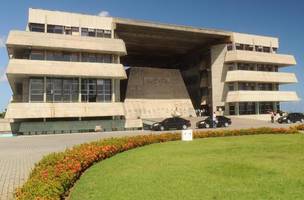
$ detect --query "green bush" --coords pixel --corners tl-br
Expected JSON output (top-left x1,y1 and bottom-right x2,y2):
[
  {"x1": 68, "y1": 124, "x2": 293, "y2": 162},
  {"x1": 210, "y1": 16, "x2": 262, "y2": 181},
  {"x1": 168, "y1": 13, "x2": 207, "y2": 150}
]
[{"x1": 16, "y1": 127, "x2": 300, "y2": 200}]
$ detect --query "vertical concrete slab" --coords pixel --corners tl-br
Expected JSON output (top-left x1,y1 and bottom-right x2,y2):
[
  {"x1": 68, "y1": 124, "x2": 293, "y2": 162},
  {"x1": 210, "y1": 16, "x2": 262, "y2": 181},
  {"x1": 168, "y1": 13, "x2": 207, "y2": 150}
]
[{"x1": 210, "y1": 44, "x2": 228, "y2": 113}]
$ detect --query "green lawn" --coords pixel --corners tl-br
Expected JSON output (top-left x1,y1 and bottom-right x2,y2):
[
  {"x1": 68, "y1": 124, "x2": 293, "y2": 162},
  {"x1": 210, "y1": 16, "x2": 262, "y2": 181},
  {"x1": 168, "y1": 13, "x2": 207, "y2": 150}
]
[{"x1": 70, "y1": 134, "x2": 304, "y2": 200}]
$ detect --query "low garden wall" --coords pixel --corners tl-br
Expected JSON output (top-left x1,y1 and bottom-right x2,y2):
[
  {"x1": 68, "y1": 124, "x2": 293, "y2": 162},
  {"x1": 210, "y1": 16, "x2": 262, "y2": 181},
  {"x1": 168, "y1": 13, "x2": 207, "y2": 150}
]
[{"x1": 16, "y1": 125, "x2": 304, "y2": 200}]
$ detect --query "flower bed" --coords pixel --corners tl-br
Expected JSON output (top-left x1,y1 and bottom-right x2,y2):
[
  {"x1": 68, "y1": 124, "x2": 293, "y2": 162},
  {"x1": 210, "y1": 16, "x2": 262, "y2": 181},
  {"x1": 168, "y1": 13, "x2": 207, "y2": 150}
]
[{"x1": 16, "y1": 127, "x2": 300, "y2": 200}]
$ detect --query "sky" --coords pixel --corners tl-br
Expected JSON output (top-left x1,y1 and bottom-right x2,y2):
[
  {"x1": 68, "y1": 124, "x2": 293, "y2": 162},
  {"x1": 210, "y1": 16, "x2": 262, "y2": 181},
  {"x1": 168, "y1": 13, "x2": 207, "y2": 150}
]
[{"x1": 0, "y1": 0, "x2": 303, "y2": 112}]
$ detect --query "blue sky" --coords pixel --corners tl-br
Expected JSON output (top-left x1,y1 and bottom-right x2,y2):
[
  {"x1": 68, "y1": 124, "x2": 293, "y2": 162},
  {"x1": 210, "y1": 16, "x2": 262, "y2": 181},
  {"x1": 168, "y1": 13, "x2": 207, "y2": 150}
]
[{"x1": 0, "y1": 0, "x2": 303, "y2": 112}]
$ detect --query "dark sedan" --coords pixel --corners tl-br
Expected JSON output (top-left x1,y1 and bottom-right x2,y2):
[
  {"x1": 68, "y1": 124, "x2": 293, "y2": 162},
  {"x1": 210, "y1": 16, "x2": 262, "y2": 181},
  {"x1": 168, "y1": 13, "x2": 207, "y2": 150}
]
[
  {"x1": 151, "y1": 117, "x2": 191, "y2": 131},
  {"x1": 277, "y1": 113, "x2": 304, "y2": 124},
  {"x1": 196, "y1": 116, "x2": 232, "y2": 129}
]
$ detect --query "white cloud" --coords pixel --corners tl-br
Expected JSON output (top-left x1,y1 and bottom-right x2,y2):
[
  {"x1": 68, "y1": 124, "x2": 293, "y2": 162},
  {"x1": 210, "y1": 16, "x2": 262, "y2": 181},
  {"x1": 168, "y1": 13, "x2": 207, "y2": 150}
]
[
  {"x1": 0, "y1": 36, "x2": 5, "y2": 48},
  {"x1": 98, "y1": 10, "x2": 110, "y2": 17}
]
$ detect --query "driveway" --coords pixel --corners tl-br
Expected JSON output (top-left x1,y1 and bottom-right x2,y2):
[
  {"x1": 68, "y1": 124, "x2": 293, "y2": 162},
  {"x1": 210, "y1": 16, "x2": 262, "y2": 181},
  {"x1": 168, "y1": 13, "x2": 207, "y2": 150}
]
[{"x1": 0, "y1": 118, "x2": 293, "y2": 199}]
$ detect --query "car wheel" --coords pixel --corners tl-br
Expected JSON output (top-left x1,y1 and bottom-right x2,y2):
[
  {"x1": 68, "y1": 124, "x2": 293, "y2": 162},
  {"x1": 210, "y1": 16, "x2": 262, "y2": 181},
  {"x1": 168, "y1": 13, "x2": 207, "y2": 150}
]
[
  {"x1": 287, "y1": 119, "x2": 292, "y2": 124},
  {"x1": 224, "y1": 122, "x2": 229, "y2": 127},
  {"x1": 160, "y1": 126, "x2": 165, "y2": 131},
  {"x1": 205, "y1": 124, "x2": 210, "y2": 128},
  {"x1": 182, "y1": 124, "x2": 187, "y2": 130}
]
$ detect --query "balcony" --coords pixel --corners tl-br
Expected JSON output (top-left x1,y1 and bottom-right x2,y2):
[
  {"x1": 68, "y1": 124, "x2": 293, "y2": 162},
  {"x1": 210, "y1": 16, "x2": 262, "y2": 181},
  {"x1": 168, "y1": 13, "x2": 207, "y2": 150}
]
[
  {"x1": 6, "y1": 30, "x2": 127, "y2": 55},
  {"x1": 5, "y1": 102, "x2": 125, "y2": 119},
  {"x1": 6, "y1": 59, "x2": 127, "y2": 79},
  {"x1": 226, "y1": 91, "x2": 299, "y2": 103},
  {"x1": 225, "y1": 70, "x2": 297, "y2": 84},
  {"x1": 225, "y1": 50, "x2": 296, "y2": 66}
]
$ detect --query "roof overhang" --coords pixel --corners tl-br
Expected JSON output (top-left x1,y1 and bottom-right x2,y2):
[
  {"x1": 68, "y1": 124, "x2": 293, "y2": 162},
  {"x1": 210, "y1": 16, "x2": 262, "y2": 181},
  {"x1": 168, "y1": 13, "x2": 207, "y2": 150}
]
[{"x1": 114, "y1": 18, "x2": 232, "y2": 66}]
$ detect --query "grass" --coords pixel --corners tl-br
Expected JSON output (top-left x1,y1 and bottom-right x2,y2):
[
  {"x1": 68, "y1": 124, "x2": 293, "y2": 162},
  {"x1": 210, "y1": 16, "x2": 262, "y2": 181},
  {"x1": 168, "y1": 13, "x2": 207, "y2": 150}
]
[{"x1": 69, "y1": 134, "x2": 304, "y2": 200}]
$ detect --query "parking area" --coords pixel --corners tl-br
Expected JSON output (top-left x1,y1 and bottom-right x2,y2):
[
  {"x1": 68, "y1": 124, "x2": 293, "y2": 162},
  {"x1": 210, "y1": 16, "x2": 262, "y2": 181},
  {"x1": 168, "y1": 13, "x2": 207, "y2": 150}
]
[{"x1": 0, "y1": 118, "x2": 295, "y2": 199}]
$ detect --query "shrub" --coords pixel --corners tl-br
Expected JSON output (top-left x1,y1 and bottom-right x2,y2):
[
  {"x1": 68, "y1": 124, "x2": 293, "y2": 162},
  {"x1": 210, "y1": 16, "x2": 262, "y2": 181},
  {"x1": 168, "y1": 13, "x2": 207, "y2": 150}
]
[
  {"x1": 295, "y1": 124, "x2": 304, "y2": 131},
  {"x1": 16, "y1": 127, "x2": 299, "y2": 200}
]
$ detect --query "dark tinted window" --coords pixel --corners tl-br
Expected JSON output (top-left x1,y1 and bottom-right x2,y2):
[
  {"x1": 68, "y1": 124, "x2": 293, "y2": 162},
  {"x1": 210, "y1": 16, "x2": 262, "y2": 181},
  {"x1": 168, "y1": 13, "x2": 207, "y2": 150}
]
[
  {"x1": 29, "y1": 23, "x2": 45, "y2": 32},
  {"x1": 47, "y1": 25, "x2": 64, "y2": 34}
]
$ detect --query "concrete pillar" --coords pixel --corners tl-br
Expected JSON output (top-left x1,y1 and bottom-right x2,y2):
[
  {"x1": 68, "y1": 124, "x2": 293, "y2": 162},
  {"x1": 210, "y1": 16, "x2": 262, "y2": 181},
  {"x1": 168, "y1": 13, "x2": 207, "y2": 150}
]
[
  {"x1": 111, "y1": 79, "x2": 115, "y2": 102},
  {"x1": 78, "y1": 77, "x2": 81, "y2": 102},
  {"x1": 43, "y1": 76, "x2": 46, "y2": 102},
  {"x1": 235, "y1": 102, "x2": 240, "y2": 115},
  {"x1": 256, "y1": 102, "x2": 260, "y2": 115}
]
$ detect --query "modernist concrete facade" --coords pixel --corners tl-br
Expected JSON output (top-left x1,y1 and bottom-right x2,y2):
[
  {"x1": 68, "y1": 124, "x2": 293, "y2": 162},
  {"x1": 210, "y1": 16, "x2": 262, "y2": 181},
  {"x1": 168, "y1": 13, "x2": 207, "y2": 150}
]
[{"x1": 4, "y1": 8, "x2": 300, "y2": 134}]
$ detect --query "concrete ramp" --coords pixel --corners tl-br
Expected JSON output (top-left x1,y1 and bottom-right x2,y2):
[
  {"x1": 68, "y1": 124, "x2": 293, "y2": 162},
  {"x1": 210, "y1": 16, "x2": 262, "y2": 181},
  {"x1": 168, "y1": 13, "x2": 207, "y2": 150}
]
[{"x1": 124, "y1": 67, "x2": 196, "y2": 119}]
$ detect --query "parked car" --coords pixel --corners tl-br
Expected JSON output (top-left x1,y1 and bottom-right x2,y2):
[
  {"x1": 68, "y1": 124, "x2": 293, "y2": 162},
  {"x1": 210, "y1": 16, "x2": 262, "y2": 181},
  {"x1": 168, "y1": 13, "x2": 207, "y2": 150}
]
[
  {"x1": 196, "y1": 116, "x2": 232, "y2": 129},
  {"x1": 151, "y1": 117, "x2": 191, "y2": 131},
  {"x1": 277, "y1": 113, "x2": 304, "y2": 124}
]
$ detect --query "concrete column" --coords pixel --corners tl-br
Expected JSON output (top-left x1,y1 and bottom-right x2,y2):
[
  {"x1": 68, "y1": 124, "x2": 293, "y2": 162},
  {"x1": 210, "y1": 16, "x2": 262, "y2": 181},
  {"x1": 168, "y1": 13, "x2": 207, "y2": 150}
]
[
  {"x1": 43, "y1": 77, "x2": 46, "y2": 102},
  {"x1": 235, "y1": 102, "x2": 240, "y2": 115},
  {"x1": 29, "y1": 79, "x2": 31, "y2": 103},
  {"x1": 78, "y1": 77, "x2": 81, "y2": 102},
  {"x1": 256, "y1": 102, "x2": 260, "y2": 115},
  {"x1": 111, "y1": 79, "x2": 115, "y2": 102}
]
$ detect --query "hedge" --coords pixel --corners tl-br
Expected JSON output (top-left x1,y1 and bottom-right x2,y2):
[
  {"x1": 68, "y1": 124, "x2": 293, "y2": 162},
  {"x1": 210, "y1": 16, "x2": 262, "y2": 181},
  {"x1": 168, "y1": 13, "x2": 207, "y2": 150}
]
[{"x1": 16, "y1": 126, "x2": 301, "y2": 200}]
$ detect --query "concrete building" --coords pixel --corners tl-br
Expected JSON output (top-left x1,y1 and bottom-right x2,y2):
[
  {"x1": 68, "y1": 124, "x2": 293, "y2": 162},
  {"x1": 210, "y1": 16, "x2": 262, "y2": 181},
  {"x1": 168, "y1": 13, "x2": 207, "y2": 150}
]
[{"x1": 4, "y1": 8, "x2": 299, "y2": 134}]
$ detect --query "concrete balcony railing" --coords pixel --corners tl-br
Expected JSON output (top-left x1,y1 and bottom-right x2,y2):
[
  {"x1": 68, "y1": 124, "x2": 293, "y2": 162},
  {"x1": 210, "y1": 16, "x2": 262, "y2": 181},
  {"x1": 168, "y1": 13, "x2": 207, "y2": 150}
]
[
  {"x1": 225, "y1": 50, "x2": 296, "y2": 66},
  {"x1": 6, "y1": 30, "x2": 127, "y2": 55},
  {"x1": 6, "y1": 59, "x2": 127, "y2": 79},
  {"x1": 225, "y1": 70, "x2": 298, "y2": 84},
  {"x1": 5, "y1": 102, "x2": 125, "y2": 119},
  {"x1": 226, "y1": 91, "x2": 300, "y2": 103}
]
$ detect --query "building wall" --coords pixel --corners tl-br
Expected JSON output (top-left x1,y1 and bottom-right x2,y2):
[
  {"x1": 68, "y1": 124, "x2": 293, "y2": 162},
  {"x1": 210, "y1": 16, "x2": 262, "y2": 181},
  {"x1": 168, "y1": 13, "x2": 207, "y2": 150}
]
[
  {"x1": 210, "y1": 44, "x2": 227, "y2": 114},
  {"x1": 124, "y1": 67, "x2": 196, "y2": 119},
  {"x1": 28, "y1": 8, "x2": 113, "y2": 32}
]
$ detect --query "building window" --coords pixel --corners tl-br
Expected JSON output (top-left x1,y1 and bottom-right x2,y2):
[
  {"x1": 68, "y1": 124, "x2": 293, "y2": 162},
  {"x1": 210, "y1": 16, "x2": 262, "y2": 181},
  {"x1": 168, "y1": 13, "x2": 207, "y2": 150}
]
[
  {"x1": 46, "y1": 78, "x2": 79, "y2": 102},
  {"x1": 259, "y1": 102, "x2": 273, "y2": 114},
  {"x1": 30, "y1": 78, "x2": 44, "y2": 102},
  {"x1": 237, "y1": 63, "x2": 255, "y2": 71},
  {"x1": 229, "y1": 103, "x2": 235, "y2": 115},
  {"x1": 81, "y1": 79, "x2": 112, "y2": 102},
  {"x1": 47, "y1": 25, "x2": 64, "y2": 34},
  {"x1": 244, "y1": 44, "x2": 254, "y2": 51},
  {"x1": 235, "y1": 43, "x2": 244, "y2": 50},
  {"x1": 81, "y1": 28, "x2": 89, "y2": 36},
  {"x1": 228, "y1": 83, "x2": 234, "y2": 91},
  {"x1": 255, "y1": 46, "x2": 263, "y2": 52},
  {"x1": 257, "y1": 64, "x2": 273, "y2": 72},
  {"x1": 64, "y1": 26, "x2": 72, "y2": 35},
  {"x1": 238, "y1": 82, "x2": 256, "y2": 90},
  {"x1": 272, "y1": 48, "x2": 278, "y2": 53},
  {"x1": 96, "y1": 29, "x2": 104, "y2": 37},
  {"x1": 263, "y1": 47, "x2": 271, "y2": 53},
  {"x1": 239, "y1": 102, "x2": 256, "y2": 115},
  {"x1": 70, "y1": 53, "x2": 79, "y2": 62},
  {"x1": 228, "y1": 65, "x2": 234, "y2": 71},
  {"x1": 29, "y1": 23, "x2": 45, "y2": 32},
  {"x1": 71, "y1": 27, "x2": 79, "y2": 35},
  {"x1": 88, "y1": 28, "x2": 96, "y2": 37},
  {"x1": 104, "y1": 30, "x2": 112, "y2": 38},
  {"x1": 30, "y1": 50, "x2": 44, "y2": 60},
  {"x1": 258, "y1": 83, "x2": 273, "y2": 91}
]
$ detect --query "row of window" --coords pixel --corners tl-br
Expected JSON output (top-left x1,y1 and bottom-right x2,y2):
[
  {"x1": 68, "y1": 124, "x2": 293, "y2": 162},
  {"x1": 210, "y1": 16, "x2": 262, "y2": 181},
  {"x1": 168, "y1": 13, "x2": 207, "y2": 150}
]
[
  {"x1": 228, "y1": 63, "x2": 279, "y2": 72},
  {"x1": 228, "y1": 82, "x2": 278, "y2": 91},
  {"x1": 29, "y1": 23, "x2": 112, "y2": 38},
  {"x1": 227, "y1": 43, "x2": 277, "y2": 53},
  {"x1": 29, "y1": 50, "x2": 114, "y2": 63},
  {"x1": 29, "y1": 78, "x2": 112, "y2": 103},
  {"x1": 229, "y1": 102, "x2": 279, "y2": 115}
]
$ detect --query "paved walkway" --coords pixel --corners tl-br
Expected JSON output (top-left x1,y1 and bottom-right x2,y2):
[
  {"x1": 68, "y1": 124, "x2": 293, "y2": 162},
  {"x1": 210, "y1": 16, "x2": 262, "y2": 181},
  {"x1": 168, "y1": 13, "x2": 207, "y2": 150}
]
[{"x1": 0, "y1": 118, "x2": 294, "y2": 199}]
